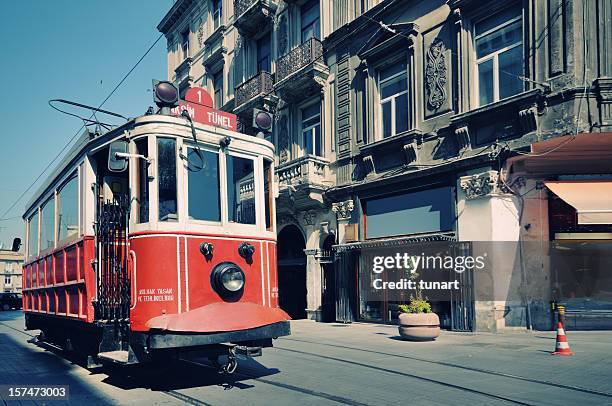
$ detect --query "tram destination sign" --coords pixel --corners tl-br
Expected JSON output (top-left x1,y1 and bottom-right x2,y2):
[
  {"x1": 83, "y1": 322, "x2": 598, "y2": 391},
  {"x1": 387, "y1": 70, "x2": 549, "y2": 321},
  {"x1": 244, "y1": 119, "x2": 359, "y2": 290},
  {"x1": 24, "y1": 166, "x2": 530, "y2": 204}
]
[{"x1": 169, "y1": 87, "x2": 237, "y2": 131}]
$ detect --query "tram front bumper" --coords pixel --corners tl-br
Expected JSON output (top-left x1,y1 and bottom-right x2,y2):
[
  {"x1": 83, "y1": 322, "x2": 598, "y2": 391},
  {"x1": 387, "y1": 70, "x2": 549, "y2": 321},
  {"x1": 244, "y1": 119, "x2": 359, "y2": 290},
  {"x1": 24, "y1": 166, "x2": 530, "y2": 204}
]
[
  {"x1": 138, "y1": 301, "x2": 291, "y2": 349},
  {"x1": 133, "y1": 320, "x2": 291, "y2": 350}
]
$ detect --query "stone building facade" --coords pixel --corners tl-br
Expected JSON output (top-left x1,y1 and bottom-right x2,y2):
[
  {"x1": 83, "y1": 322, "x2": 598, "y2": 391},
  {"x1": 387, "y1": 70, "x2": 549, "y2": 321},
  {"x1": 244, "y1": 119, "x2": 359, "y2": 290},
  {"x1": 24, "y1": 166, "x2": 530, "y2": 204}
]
[
  {"x1": 0, "y1": 250, "x2": 23, "y2": 293},
  {"x1": 158, "y1": 0, "x2": 612, "y2": 330}
]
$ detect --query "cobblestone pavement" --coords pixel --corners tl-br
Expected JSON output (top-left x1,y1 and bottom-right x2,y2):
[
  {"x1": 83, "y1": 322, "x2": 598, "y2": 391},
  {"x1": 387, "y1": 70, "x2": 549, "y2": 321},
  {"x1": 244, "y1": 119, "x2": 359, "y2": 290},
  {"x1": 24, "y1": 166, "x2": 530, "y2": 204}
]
[{"x1": 1, "y1": 311, "x2": 611, "y2": 405}]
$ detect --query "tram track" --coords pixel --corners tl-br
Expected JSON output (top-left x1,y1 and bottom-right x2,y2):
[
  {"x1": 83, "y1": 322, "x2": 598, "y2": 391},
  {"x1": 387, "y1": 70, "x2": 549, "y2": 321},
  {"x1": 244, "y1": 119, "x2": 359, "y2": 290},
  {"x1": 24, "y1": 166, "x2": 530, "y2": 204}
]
[
  {"x1": 278, "y1": 336, "x2": 612, "y2": 399},
  {"x1": 3, "y1": 319, "x2": 610, "y2": 405}
]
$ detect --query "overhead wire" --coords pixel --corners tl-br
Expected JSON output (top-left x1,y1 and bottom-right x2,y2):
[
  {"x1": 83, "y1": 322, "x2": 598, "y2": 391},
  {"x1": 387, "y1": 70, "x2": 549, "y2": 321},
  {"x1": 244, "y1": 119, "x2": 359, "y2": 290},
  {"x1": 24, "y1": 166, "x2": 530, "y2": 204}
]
[{"x1": 0, "y1": 32, "x2": 164, "y2": 222}]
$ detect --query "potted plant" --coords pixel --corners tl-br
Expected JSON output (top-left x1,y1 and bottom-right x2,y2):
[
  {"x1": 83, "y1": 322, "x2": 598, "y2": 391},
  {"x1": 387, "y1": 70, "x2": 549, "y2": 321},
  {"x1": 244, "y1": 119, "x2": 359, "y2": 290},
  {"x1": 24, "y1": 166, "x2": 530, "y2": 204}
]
[{"x1": 397, "y1": 275, "x2": 440, "y2": 341}]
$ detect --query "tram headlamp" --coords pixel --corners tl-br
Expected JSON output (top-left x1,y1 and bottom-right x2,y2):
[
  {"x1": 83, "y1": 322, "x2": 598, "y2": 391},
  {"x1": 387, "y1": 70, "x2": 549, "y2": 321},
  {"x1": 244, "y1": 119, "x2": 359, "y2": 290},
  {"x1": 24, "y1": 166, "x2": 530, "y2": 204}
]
[{"x1": 211, "y1": 262, "x2": 245, "y2": 297}]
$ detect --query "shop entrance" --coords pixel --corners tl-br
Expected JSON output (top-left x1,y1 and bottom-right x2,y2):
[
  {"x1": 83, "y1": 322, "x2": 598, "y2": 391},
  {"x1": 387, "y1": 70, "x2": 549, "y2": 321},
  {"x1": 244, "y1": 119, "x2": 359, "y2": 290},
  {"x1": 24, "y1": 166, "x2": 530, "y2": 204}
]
[
  {"x1": 320, "y1": 234, "x2": 336, "y2": 322},
  {"x1": 277, "y1": 225, "x2": 307, "y2": 319}
]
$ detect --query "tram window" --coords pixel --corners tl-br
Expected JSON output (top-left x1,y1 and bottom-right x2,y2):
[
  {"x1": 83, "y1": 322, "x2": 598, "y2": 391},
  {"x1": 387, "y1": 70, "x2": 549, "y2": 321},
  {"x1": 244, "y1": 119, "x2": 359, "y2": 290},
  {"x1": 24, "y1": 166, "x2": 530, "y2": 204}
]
[
  {"x1": 57, "y1": 176, "x2": 78, "y2": 243},
  {"x1": 226, "y1": 155, "x2": 256, "y2": 225},
  {"x1": 264, "y1": 159, "x2": 273, "y2": 230},
  {"x1": 187, "y1": 148, "x2": 221, "y2": 221},
  {"x1": 135, "y1": 139, "x2": 149, "y2": 223},
  {"x1": 28, "y1": 212, "x2": 39, "y2": 260},
  {"x1": 40, "y1": 197, "x2": 55, "y2": 251},
  {"x1": 157, "y1": 138, "x2": 178, "y2": 222}
]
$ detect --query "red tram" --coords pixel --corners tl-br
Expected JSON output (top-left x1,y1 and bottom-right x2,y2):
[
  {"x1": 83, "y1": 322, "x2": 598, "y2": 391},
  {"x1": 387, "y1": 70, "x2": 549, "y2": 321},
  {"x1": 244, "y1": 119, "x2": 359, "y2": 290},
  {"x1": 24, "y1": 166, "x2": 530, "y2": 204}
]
[{"x1": 21, "y1": 83, "x2": 290, "y2": 371}]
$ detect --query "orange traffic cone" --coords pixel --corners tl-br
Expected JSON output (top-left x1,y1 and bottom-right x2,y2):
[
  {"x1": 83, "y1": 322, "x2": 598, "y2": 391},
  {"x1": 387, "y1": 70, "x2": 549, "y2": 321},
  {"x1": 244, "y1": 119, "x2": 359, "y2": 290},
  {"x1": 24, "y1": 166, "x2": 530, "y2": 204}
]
[{"x1": 552, "y1": 322, "x2": 575, "y2": 356}]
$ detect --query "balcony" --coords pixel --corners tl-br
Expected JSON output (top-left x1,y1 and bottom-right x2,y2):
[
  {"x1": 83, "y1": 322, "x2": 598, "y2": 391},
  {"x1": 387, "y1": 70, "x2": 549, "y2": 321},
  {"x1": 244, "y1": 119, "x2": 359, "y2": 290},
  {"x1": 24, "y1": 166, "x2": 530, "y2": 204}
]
[
  {"x1": 275, "y1": 38, "x2": 329, "y2": 102},
  {"x1": 234, "y1": 71, "x2": 278, "y2": 115},
  {"x1": 234, "y1": 0, "x2": 278, "y2": 36},
  {"x1": 276, "y1": 155, "x2": 332, "y2": 209}
]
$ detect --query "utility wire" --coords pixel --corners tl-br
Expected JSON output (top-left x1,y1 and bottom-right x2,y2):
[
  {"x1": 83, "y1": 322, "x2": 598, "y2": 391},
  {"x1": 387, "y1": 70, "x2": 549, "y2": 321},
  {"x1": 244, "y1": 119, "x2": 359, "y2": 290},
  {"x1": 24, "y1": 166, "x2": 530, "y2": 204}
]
[{"x1": 0, "y1": 32, "x2": 164, "y2": 222}]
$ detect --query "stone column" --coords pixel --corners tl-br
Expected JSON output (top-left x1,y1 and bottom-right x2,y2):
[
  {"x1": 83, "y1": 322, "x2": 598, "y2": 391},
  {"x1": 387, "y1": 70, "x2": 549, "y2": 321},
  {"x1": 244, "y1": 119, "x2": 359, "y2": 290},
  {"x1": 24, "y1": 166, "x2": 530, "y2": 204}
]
[
  {"x1": 332, "y1": 200, "x2": 354, "y2": 244},
  {"x1": 458, "y1": 169, "x2": 521, "y2": 332},
  {"x1": 303, "y1": 210, "x2": 322, "y2": 321}
]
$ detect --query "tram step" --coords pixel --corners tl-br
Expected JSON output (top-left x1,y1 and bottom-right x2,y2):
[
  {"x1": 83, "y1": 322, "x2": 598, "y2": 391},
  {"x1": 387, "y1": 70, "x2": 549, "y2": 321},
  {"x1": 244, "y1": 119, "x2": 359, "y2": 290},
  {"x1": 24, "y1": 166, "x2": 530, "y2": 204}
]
[{"x1": 97, "y1": 350, "x2": 129, "y2": 364}]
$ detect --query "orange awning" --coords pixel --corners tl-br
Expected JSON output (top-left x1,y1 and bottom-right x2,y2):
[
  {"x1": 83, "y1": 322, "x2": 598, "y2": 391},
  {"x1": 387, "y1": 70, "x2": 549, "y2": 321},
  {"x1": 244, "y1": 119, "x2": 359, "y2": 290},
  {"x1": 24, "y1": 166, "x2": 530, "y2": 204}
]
[{"x1": 545, "y1": 181, "x2": 612, "y2": 225}]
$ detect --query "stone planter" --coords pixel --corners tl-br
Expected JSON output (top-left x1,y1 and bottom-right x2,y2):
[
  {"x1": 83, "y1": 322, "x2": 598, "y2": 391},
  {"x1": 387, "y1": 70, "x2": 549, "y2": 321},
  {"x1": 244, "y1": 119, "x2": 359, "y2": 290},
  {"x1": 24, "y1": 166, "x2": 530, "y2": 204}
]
[{"x1": 398, "y1": 312, "x2": 440, "y2": 341}]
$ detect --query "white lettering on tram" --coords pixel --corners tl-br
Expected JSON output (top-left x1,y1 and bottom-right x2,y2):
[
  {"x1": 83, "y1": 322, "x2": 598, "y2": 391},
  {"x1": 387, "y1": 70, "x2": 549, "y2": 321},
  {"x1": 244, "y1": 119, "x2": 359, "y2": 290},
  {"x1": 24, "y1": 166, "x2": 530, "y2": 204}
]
[{"x1": 206, "y1": 111, "x2": 231, "y2": 127}]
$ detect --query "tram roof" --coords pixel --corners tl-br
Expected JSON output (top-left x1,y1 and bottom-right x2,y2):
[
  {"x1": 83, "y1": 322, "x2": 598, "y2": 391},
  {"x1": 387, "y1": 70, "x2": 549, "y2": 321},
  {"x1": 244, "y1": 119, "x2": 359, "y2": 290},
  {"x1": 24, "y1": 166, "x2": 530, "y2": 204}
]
[{"x1": 23, "y1": 114, "x2": 274, "y2": 218}]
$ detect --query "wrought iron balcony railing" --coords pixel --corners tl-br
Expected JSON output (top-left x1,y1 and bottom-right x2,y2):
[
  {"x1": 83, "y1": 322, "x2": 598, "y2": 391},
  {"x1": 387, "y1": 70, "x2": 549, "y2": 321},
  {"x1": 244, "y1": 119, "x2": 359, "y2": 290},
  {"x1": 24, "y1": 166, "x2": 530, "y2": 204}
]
[
  {"x1": 234, "y1": 71, "x2": 274, "y2": 110},
  {"x1": 235, "y1": 0, "x2": 257, "y2": 19},
  {"x1": 276, "y1": 38, "x2": 324, "y2": 83}
]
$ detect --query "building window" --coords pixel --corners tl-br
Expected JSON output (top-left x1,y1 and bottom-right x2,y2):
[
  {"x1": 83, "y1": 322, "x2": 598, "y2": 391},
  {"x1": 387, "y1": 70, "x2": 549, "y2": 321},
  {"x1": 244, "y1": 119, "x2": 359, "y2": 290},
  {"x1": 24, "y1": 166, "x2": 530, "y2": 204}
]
[
  {"x1": 379, "y1": 60, "x2": 409, "y2": 139},
  {"x1": 301, "y1": 0, "x2": 320, "y2": 42},
  {"x1": 475, "y1": 5, "x2": 523, "y2": 106},
  {"x1": 181, "y1": 30, "x2": 190, "y2": 59},
  {"x1": 257, "y1": 33, "x2": 272, "y2": 73},
  {"x1": 157, "y1": 138, "x2": 178, "y2": 222},
  {"x1": 57, "y1": 175, "x2": 78, "y2": 243},
  {"x1": 213, "y1": 0, "x2": 223, "y2": 30},
  {"x1": 187, "y1": 148, "x2": 221, "y2": 222},
  {"x1": 40, "y1": 197, "x2": 55, "y2": 251},
  {"x1": 4, "y1": 276, "x2": 10, "y2": 286},
  {"x1": 301, "y1": 102, "x2": 322, "y2": 156},
  {"x1": 28, "y1": 211, "x2": 39, "y2": 260},
  {"x1": 213, "y1": 71, "x2": 223, "y2": 108}
]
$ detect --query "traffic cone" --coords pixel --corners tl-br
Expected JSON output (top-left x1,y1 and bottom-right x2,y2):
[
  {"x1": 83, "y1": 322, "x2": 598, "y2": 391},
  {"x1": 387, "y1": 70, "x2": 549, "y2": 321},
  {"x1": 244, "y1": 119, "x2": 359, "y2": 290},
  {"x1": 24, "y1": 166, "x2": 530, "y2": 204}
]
[{"x1": 552, "y1": 322, "x2": 575, "y2": 356}]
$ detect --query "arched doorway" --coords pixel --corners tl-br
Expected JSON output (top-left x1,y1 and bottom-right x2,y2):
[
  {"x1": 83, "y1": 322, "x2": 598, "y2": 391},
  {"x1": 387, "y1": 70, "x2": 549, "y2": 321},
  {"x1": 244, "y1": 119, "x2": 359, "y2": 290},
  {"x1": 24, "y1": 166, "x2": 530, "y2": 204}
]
[{"x1": 277, "y1": 225, "x2": 307, "y2": 319}]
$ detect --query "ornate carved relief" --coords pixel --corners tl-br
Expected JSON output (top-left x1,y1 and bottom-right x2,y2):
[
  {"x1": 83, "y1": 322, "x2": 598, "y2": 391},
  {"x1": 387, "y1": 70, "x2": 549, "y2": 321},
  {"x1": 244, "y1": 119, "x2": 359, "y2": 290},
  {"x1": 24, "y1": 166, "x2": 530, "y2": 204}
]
[
  {"x1": 277, "y1": 212, "x2": 298, "y2": 226},
  {"x1": 332, "y1": 200, "x2": 354, "y2": 221},
  {"x1": 518, "y1": 106, "x2": 538, "y2": 133},
  {"x1": 303, "y1": 211, "x2": 317, "y2": 225},
  {"x1": 277, "y1": 14, "x2": 288, "y2": 56},
  {"x1": 278, "y1": 114, "x2": 289, "y2": 163},
  {"x1": 402, "y1": 141, "x2": 418, "y2": 165},
  {"x1": 362, "y1": 155, "x2": 375, "y2": 175},
  {"x1": 425, "y1": 39, "x2": 447, "y2": 111},
  {"x1": 459, "y1": 170, "x2": 511, "y2": 199},
  {"x1": 197, "y1": 23, "x2": 205, "y2": 48},
  {"x1": 455, "y1": 125, "x2": 471, "y2": 150}
]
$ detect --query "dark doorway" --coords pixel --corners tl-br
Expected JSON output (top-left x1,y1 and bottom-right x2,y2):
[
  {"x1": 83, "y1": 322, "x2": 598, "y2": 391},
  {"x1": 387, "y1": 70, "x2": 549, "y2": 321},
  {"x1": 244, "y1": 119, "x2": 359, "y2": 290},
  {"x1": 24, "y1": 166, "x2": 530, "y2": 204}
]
[
  {"x1": 321, "y1": 233, "x2": 336, "y2": 322},
  {"x1": 277, "y1": 225, "x2": 307, "y2": 319}
]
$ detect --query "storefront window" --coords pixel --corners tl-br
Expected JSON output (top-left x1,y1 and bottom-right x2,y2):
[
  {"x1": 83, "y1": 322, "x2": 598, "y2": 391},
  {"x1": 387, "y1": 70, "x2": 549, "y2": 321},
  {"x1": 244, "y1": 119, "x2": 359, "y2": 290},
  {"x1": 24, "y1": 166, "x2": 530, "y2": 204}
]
[
  {"x1": 187, "y1": 148, "x2": 220, "y2": 222},
  {"x1": 364, "y1": 187, "x2": 454, "y2": 239},
  {"x1": 226, "y1": 155, "x2": 256, "y2": 225},
  {"x1": 57, "y1": 175, "x2": 78, "y2": 242},
  {"x1": 157, "y1": 138, "x2": 178, "y2": 222}
]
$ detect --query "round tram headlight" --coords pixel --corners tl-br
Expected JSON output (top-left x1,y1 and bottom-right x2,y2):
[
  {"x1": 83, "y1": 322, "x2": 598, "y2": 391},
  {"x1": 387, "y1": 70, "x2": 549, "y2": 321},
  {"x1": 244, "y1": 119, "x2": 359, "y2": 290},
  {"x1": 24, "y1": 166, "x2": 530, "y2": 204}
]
[
  {"x1": 211, "y1": 262, "x2": 245, "y2": 297},
  {"x1": 221, "y1": 267, "x2": 245, "y2": 292}
]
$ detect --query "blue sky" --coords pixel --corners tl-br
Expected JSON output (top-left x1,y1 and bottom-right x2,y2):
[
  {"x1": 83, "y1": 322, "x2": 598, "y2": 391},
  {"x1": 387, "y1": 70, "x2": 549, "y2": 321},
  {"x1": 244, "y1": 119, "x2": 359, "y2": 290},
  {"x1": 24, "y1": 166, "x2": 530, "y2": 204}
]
[{"x1": 0, "y1": 1, "x2": 172, "y2": 248}]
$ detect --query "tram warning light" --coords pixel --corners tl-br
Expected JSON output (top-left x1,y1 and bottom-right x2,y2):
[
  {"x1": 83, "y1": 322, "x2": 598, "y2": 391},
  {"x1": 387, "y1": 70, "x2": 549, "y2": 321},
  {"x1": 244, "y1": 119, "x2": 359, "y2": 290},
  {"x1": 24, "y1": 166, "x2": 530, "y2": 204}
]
[
  {"x1": 253, "y1": 108, "x2": 273, "y2": 133},
  {"x1": 153, "y1": 80, "x2": 179, "y2": 113}
]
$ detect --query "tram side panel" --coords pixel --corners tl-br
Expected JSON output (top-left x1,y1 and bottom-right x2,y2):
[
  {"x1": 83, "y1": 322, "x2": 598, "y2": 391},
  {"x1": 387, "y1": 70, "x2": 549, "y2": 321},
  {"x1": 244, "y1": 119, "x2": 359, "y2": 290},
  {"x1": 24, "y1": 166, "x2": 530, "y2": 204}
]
[{"x1": 22, "y1": 236, "x2": 97, "y2": 328}]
